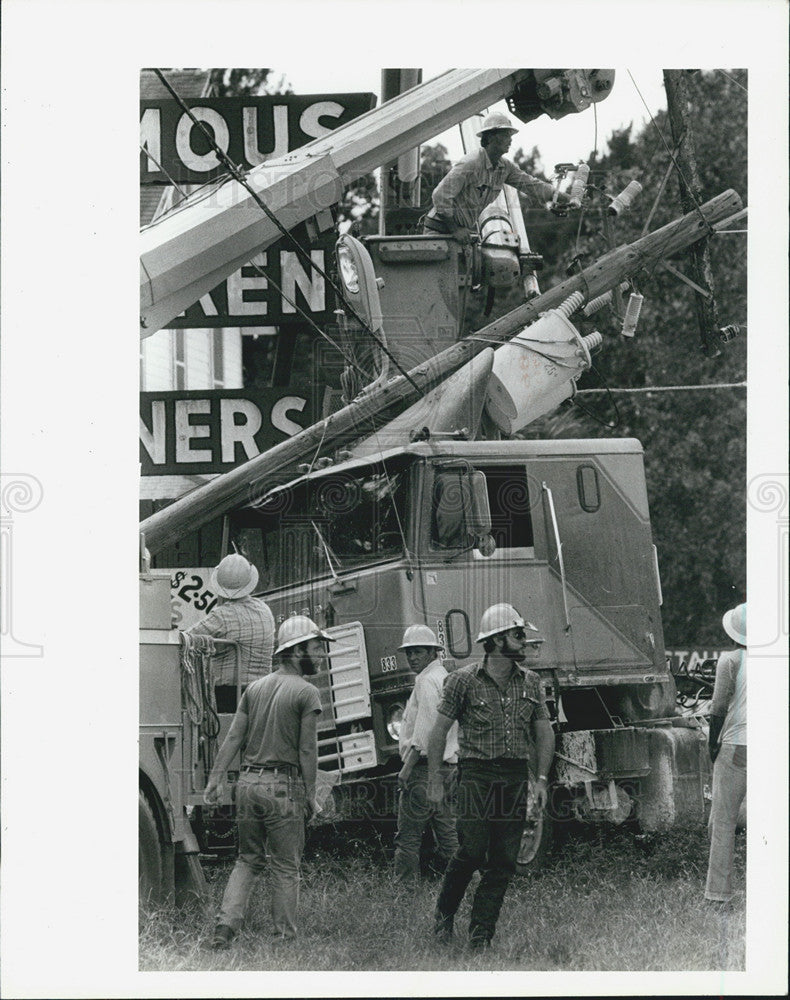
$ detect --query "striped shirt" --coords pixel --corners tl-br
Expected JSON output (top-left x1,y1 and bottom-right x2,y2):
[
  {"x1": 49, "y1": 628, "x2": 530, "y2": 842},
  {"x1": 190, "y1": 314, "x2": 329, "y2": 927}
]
[
  {"x1": 186, "y1": 596, "x2": 275, "y2": 686},
  {"x1": 399, "y1": 658, "x2": 459, "y2": 763},
  {"x1": 427, "y1": 148, "x2": 554, "y2": 233},
  {"x1": 437, "y1": 658, "x2": 549, "y2": 760}
]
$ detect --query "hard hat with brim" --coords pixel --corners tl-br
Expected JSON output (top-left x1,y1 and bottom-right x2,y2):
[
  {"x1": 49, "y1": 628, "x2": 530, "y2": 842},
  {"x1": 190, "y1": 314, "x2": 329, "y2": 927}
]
[
  {"x1": 476, "y1": 602, "x2": 540, "y2": 642},
  {"x1": 211, "y1": 553, "x2": 259, "y2": 599},
  {"x1": 722, "y1": 603, "x2": 746, "y2": 645},
  {"x1": 275, "y1": 614, "x2": 336, "y2": 655},
  {"x1": 477, "y1": 111, "x2": 519, "y2": 137},
  {"x1": 398, "y1": 625, "x2": 443, "y2": 650}
]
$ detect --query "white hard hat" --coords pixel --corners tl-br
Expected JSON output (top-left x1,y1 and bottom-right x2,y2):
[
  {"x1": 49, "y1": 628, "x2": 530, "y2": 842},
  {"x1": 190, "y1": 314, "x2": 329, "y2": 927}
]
[
  {"x1": 476, "y1": 603, "x2": 539, "y2": 642},
  {"x1": 275, "y1": 614, "x2": 336, "y2": 656},
  {"x1": 722, "y1": 602, "x2": 746, "y2": 645},
  {"x1": 398, "y1": 625, "x2": 443, "y2": 650},
  {"x1": 211, "y1": 554, "x2": 259, "y2": 599},
  {"x1": 477, "y1": 112, "x2": 519, "y2": 137}
]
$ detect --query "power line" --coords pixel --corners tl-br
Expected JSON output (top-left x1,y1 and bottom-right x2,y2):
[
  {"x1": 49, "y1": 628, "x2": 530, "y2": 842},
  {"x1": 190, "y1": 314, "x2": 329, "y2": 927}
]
[
  {"x1": 715, "y1": 69, "x2": 748, "y2": 94},
  {"x1": 576, "y1": 381, "x2": 746, "y2": 395},
  {"x1": 151, "y1": 69, "x2": 420, "y2": 394}
]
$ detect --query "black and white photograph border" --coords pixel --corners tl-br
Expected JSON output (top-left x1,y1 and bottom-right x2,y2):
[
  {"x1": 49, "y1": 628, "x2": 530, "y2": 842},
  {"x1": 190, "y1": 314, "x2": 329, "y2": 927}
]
[{"x1": 1, "y1": 1, "x2": 788, "y2": 998}]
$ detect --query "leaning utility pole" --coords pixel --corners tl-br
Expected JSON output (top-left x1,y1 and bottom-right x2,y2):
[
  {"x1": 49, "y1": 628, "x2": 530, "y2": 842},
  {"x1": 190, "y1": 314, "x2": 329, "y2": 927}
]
[
  {"x1": 662, "y1": 70, "x2": 722, "y2": 357},
  {"x1": 139, "y1": 189, "x2": 741, "y2": 556}
]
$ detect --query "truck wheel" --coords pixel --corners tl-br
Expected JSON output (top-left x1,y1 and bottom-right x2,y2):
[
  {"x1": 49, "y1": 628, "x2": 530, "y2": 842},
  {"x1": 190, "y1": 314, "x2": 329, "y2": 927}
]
[{"x1": 139, "y1": 791, "x2": 163, "y2": 907}]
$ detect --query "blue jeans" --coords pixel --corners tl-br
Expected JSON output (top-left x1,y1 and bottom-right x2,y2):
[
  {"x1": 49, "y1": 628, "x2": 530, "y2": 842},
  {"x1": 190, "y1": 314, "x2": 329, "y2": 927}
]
[
  {"x1": 436, "y1": 759, "x2": 528, "y2": 941},
  {"x1": 394, "y1": 763, "x2": 458, "y2": 880},
  {"x1": 218, "y1": 770, "x2": 306, "y2": 937},
  {"x1": 705, "y1": 743, "x2": 746, "y2": 902}
]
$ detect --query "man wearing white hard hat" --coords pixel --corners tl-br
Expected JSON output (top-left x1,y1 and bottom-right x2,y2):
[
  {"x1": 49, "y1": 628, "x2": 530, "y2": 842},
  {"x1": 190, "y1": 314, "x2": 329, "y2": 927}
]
[
  {"x1": 705, "y1": 602, "x2": 747, "y2": 906},
  {"x1": 422, "y1": 111, "x2": 563, "y2": 243},
  {"x1": 394, "y1": 625, "x2": 459, "y2": 881},
  {"x1": 185, "y1": 553, "x2": 275, "y2": 712},
  {"x1": 426, "y1": 603, "x2": 554, "y2": 950},
  {"x1": 204, "y1": 614, "x2": 335, "y2": 948}
]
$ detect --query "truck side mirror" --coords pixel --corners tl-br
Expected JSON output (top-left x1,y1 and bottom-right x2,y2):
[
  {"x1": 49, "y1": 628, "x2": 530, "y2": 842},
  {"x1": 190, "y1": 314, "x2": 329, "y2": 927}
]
[{"x1": 469, "y1": 471, "x2": 495, "y2": 556}]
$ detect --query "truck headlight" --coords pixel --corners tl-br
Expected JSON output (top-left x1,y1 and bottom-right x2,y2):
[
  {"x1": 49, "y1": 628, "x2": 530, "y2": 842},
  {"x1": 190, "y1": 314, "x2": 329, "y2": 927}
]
[
  {"x1": 386, "y1": 704, "x2": 404, "y2": 740},
  {"x1": 336, "y1": 241, "x2": 360, "y2": 294}
]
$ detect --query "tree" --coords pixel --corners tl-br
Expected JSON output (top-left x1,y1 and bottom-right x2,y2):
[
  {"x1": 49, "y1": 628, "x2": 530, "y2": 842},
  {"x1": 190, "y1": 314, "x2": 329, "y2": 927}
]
[
  {"x1": 523, "y1": 70, "x2": 748, "y2": 644},
  {"x1": 208, "y1": 68, "x2": 292, "y2": 96}
]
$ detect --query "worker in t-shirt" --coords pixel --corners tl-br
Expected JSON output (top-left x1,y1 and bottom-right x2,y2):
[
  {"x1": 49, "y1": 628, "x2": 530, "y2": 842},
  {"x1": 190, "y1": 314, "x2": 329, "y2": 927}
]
[{"x1": 203, "y1": 615, "x2": 335, "y2": 947}]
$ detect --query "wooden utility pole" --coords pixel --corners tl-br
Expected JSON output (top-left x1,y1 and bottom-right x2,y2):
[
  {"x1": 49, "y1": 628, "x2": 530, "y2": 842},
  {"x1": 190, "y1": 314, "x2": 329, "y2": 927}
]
[
  {"x1": 663, "y1": 70, "x2": 722, "y2": 357},
  {"x1": 140, "y1": 189, "x2": 741, "y2": 555}
]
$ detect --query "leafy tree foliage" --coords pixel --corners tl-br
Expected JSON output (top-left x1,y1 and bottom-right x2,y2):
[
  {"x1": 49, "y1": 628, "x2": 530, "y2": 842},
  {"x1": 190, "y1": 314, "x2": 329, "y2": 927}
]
[
  {"x1": 414, "y1": 73, "x2": 747, "y2": 642},
  {"x1": 208, "y1": 68, "x2": 293, "y2": 96},
  {"x1": 526, "y1": 70, "x2": 748, "y2": 643}
]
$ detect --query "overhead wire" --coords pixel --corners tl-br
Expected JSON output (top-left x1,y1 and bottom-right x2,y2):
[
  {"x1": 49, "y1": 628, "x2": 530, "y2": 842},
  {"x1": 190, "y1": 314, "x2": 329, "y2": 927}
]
[
  {"x1": 151, "y1": 68, "x2": 421, "y2": 394},
  {"x1": 576, "y1": 381, "x2": 746, "y2": 395},
  {"x1": 138, "y1": 143, "x2": 191, "y2": 201},
  {"x1": 715, "y1": 69, "x2": 748, "y2": 94}
]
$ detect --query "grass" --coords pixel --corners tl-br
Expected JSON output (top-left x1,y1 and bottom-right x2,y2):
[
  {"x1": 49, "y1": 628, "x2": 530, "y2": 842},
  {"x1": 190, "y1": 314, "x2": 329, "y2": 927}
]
[{"x1": 139, "y1": 821, "x2": 746, "y2": 972}]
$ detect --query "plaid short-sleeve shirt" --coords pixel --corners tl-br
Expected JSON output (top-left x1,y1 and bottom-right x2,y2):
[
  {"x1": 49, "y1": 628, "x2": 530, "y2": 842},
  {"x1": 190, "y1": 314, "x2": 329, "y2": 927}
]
[
  {"x1": 437, "y1": 659, "x2": 549, "y2": 760},
  {"x1": 186, "y1": 596, "x2": 275, "y2": 686}
]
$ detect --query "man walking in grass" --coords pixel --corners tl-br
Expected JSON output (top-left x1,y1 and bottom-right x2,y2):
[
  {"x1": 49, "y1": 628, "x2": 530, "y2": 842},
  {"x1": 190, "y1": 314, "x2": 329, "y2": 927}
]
[
  {"x1": 394, "y1": 625, "x2": 459, "y2": 881},
  {"x1": 426, "y1": 603, "x2": 555, "y2": 950},
  {"x1": 203, "y1": 615, "x2": 334, "y2": 948}
]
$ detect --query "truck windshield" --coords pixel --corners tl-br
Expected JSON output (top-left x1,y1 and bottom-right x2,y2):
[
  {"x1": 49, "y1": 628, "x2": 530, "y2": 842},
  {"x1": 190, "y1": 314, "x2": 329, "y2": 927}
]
[{"x1": 229, "y1": 461, "x2": 410, "y2": 591}]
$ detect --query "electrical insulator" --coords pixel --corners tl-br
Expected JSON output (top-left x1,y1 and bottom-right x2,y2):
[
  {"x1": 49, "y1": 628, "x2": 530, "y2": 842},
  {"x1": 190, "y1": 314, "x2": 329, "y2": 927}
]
[
  {"x1": 582, "y1": 330, "x2": 603, "y2": 354},
  {"x1": 568, "y1": 163, "x2": 590, "y2": 209},
  {"x1": 620, "y1": 293, "x2": 644, "y2": 338},
  {"x1": 582, "y1": 282, "x2": 630, "y2": 317},
  {"x1": 718, "y1": 324, "x2": 740, "y2": 343},
  {"x1": 556, "y1": 290, "x2": 585, "y2": 318},
  {"x1": 609, "y1": 180, "x2": 643, "y2": 216}
]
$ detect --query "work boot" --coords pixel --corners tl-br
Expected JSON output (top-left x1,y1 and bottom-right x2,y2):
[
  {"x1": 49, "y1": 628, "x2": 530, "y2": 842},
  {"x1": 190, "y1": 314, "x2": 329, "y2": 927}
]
[
  {"x1": 433, "y1": 909, "x2": 454, "y2": 944},
  {"x1": 210, "y1": 924, "x2": 235, "y2": 950},
  {"x1": 469, "y1": 925, "x2": 492, "y2": 951}
]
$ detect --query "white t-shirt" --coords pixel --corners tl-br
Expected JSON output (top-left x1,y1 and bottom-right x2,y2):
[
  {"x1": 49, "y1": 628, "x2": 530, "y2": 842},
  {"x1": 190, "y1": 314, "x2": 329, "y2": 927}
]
[{"x1": 711, "y1": 648, "x2": 746, "y2": 746}]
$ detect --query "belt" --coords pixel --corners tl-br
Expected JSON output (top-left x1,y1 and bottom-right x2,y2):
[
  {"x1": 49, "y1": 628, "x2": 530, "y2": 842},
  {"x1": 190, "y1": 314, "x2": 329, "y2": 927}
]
[
  {"x1": 423, "y1": 214, "x2": 453, "y2": 234},
  {"x1": 241, "y1": 763, "x2": 299, "y2": 776}
]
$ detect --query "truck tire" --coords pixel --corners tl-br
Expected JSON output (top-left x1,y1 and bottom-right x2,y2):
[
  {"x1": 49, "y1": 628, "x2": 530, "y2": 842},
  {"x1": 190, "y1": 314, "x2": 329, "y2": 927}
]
[
  {"x1": 515, "y1": 810, "x2": 554, "y2": 872},
  {"x1": 139, "y1": 791, "x2": 164, "y2": 907}
]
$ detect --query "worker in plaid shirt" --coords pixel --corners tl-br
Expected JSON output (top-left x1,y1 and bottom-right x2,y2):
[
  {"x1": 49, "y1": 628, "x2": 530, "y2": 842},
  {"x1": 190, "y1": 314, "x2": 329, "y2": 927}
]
[
  {"x1": 426, "y1": 603, "x2": 554, "y2": 950},
  {"x1": 186, "y1": 554, "x2": 275, "y2": 712}
]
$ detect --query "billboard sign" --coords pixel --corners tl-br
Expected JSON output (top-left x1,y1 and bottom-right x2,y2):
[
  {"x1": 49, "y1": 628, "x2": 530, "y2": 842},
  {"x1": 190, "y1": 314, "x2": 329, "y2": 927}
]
[
  {"x1": 140, "y1": 388, "x2": 318, "y2": 476},
  {"x1": 140, "y1": 93, "x2": 376, "y2": 184}
]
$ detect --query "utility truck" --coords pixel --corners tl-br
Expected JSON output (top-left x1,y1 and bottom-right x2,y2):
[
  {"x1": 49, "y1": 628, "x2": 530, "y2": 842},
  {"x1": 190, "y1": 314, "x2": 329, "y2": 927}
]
[{"x1": 139, "y1": 67, "x2": 742, "y2": 903}]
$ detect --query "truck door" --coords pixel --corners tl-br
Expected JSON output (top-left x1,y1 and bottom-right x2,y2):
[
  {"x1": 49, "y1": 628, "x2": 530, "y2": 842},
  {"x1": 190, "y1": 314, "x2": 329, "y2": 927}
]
[
  {"x1": 413, "y1": 461, "x2": 558, "y2": 668},
  {"x1": 528, "y1": 448, "x2": 665, "y2": 676}
]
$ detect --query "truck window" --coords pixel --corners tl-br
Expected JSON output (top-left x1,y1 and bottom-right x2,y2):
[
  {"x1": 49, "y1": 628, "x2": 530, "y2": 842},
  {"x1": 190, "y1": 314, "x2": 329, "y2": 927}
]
[
  {"x1": 229, "y1": 462, "x2": 409, "y2": 589},
  {"x1": 477, "y1": 464, "x2": 534, "y2": 550}
]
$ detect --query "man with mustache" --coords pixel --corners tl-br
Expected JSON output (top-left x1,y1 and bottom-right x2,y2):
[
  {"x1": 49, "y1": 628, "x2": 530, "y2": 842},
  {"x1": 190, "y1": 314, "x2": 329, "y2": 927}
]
[
  {"x1": 203, "y1": 615, "x2": 334, "y2": 948},
  {"x1": 426, "y1": 603, "x2": 555, "y2": 950}
]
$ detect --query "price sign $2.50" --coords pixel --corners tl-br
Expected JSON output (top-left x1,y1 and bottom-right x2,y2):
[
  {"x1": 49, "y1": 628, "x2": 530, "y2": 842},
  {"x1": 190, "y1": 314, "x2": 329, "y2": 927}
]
[{"x1": 169, "y1": 569, "x2": 219, "y2": 628}]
